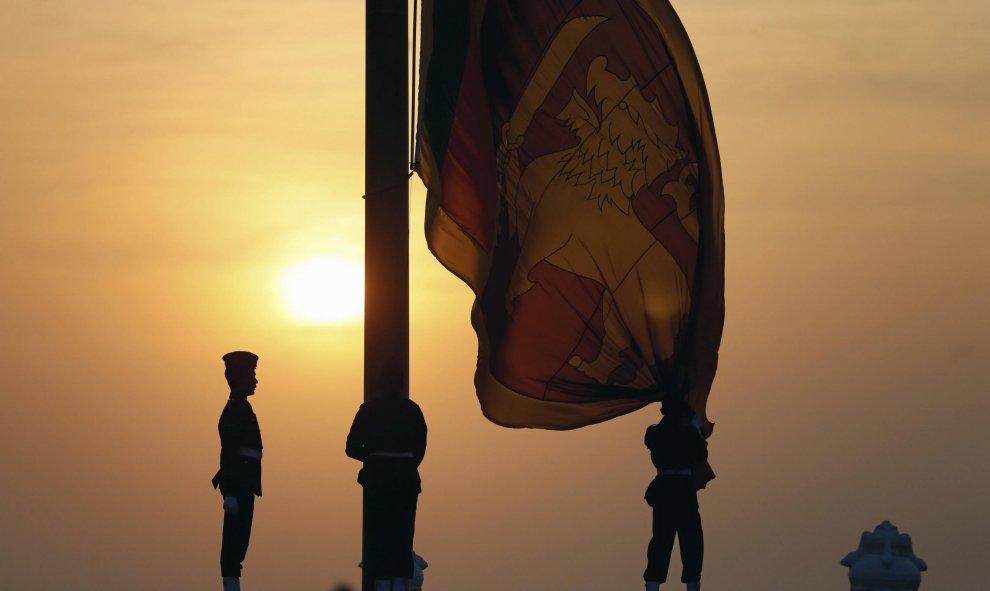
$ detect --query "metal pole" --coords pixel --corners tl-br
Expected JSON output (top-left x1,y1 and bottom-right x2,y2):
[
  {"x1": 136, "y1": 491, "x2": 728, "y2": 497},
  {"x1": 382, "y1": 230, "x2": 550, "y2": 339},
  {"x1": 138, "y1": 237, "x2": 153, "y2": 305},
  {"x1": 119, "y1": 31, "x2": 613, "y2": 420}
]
[{"x1": 364, "y1": 0, "x2": 408, "y2": 589}]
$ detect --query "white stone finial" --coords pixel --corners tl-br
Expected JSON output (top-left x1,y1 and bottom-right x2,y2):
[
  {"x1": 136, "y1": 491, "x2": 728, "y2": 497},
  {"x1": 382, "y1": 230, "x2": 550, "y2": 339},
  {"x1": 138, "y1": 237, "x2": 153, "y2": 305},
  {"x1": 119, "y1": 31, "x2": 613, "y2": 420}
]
[{"x1": 840, "y1": 520, "x2": 927, "y2": 591}]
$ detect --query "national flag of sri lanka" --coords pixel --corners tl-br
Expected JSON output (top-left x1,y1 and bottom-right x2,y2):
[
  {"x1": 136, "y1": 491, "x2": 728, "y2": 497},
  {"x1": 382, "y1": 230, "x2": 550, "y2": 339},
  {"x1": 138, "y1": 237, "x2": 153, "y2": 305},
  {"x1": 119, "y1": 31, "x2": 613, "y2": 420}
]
[{"x1": 416, "y1": 0, "x2": 724, "y2": 434}]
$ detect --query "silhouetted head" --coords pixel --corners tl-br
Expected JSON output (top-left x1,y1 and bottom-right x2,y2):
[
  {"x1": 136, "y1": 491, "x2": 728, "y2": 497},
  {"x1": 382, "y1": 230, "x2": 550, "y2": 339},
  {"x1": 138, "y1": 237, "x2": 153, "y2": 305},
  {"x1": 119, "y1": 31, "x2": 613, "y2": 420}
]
[
  {"x1": 223, "y1": 351, "x2": 258, "y2": 397},
  {"x1": 660, "y1": 395, "x2": 691, "y2": 420}
]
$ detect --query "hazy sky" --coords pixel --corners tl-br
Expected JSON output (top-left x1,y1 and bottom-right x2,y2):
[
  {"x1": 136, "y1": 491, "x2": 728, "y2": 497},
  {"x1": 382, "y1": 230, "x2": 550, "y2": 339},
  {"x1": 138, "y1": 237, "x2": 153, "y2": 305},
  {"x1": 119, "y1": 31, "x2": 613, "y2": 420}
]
[{"x1": 2, "y1": 1, "x2": 989, "y2": 589}]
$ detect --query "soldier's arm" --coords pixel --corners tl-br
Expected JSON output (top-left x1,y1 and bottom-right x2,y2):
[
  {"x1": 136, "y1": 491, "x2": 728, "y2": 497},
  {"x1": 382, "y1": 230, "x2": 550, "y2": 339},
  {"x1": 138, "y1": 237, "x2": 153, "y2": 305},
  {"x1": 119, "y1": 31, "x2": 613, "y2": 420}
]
[
  {"x1": 691, "y1": 426, "x2": 709, "y2": 465},
  {"x1": 218, "y1": 406, "x2": 249, "y2": 495},
  {"x1": 644, "y1": 424, "x2": 658, "y2": 448},
  {"x1": 411, "y1": 403, "x2": 427, "y2": 466},
  {"x1": 345, "y1": 404, "x2": 369, "y2": 461}
]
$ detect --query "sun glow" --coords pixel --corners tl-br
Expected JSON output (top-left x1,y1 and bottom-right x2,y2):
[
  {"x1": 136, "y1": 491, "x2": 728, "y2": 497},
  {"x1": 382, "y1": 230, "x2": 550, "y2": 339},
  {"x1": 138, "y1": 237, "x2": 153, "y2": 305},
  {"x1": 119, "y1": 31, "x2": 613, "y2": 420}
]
[{"x1": 281, "y1": 256, "x2": 364, "y2": 323}]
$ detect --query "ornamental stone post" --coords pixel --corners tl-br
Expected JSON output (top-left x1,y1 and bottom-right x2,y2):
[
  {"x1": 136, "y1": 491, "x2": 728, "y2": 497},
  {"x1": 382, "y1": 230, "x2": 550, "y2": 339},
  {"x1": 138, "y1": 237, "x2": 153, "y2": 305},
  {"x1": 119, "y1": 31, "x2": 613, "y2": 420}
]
[{"x1": 840, "y1": 520, "x2": 927, "y2": 591}]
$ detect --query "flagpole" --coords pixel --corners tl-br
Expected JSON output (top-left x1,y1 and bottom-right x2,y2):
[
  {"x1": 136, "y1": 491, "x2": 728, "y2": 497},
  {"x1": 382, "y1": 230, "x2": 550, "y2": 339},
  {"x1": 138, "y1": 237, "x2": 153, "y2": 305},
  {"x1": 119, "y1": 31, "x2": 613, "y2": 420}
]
[{"x1": 364, "y1": 0, "x2": 409, "y2": 589}]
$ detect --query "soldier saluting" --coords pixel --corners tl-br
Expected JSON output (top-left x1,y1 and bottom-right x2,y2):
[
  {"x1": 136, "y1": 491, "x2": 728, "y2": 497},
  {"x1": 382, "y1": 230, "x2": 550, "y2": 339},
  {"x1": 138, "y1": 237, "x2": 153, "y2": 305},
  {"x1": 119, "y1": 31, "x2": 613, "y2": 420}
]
[{"x1": 212, "y1": 351, "x2": 263, "y2": 591}]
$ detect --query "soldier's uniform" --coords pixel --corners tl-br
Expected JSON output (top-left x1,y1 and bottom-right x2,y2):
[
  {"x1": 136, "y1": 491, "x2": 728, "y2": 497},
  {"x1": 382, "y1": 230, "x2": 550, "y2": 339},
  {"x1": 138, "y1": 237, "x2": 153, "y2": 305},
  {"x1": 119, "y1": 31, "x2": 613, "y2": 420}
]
[
  {"x1": 212, "y1": 352, "x2": 263, "y2": 584},
  {"x1": 643, "y1": 405, "x2": 707, "y2": 588},
  {"x1": 346, "y1": 397, "x2": 427, "y2": 583}
]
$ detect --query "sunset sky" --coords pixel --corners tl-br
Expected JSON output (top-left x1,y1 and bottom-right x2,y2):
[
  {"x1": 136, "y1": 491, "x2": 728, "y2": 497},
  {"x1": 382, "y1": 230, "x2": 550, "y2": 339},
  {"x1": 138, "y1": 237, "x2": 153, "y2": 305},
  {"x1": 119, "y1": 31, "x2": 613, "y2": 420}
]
[{"x1": 2, "y1": 1, "x2": 989, "y2": 589}]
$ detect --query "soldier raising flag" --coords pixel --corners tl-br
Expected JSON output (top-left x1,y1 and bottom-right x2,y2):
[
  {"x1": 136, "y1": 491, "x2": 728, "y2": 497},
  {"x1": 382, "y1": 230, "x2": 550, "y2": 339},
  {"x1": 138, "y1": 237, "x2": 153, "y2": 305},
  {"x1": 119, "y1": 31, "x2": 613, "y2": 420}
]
[{"x1": 644, "y1": 396, "x2": 709, "y2": 591}]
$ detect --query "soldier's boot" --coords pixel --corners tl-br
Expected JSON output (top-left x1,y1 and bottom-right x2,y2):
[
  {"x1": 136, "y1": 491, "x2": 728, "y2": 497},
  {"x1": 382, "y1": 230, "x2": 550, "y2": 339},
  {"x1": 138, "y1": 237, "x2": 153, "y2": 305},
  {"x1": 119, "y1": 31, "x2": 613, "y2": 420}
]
[
  {"x1": 373, "y1": 580, "x2": 391, "y2": 591},
  {"x1": 221, "y1": 576, "x2": 240, "y2": 591},
  {"x1": 391, "y1": 578, "x2": 409, "y2": 591},
  {"x1": 645, "y1": 582, "x2": 660, "y2": 591},
  {"x1": 685, "y1": 582, "x2": 700, "y2": 591}
]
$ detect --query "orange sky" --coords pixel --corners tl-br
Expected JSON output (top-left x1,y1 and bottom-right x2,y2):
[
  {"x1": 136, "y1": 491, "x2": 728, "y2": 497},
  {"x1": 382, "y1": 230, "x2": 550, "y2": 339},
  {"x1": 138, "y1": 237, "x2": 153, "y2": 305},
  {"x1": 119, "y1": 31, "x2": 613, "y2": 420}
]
[{"x1": 1, "y1": 1, "x2": 989, "y2": 589}]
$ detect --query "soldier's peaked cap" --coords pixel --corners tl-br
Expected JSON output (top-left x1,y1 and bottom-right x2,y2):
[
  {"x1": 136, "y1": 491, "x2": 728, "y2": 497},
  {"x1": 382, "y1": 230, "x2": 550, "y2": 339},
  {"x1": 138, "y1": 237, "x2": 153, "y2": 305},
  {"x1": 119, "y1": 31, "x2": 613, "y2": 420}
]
[{"x1": 223, "y1": 351, "x2": 258, "y2": 371}]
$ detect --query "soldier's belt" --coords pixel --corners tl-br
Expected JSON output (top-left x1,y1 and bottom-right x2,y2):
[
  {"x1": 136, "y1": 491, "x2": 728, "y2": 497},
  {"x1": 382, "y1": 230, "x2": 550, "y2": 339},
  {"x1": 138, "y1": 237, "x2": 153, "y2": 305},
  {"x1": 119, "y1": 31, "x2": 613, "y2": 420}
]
[
  {"x1": 368, "y1": 451, "x2": 414, "y2": 458},
  {"x1": 238, "y1": 447, "x2": 263, "y2": 460}
]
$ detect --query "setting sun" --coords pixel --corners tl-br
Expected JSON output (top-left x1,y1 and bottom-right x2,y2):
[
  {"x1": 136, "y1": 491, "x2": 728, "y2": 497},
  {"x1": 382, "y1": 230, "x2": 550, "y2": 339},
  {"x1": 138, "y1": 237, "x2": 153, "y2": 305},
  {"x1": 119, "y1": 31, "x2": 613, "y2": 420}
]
[{"x1": 280, "y1": 256, "x2": 364, "y2": 323}]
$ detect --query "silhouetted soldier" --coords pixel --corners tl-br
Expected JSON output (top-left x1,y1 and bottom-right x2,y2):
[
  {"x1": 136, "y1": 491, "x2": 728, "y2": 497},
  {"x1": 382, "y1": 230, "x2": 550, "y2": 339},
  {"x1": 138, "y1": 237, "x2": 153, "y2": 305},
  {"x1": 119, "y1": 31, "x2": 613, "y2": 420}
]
[
  {"x1": 644, "y1": 397, "x2": 707, "y2": 591},
  {"x1": 212, "y1": 351, "x2": 263, "y2": 591},
  {"x1": 346, "y1": 390, "x2": 427, "y2": 591}
]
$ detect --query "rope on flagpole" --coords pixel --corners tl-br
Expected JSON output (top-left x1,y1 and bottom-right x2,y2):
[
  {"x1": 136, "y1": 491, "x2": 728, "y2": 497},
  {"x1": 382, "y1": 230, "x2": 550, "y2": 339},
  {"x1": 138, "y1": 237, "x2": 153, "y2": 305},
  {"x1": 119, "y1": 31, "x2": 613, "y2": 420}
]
[
  {"x1": 409, "y1": 0, "x2": 419, "y2": 172},
  {"x1": 362, "y1": 177, "x2": 414, "y2": 201}
]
